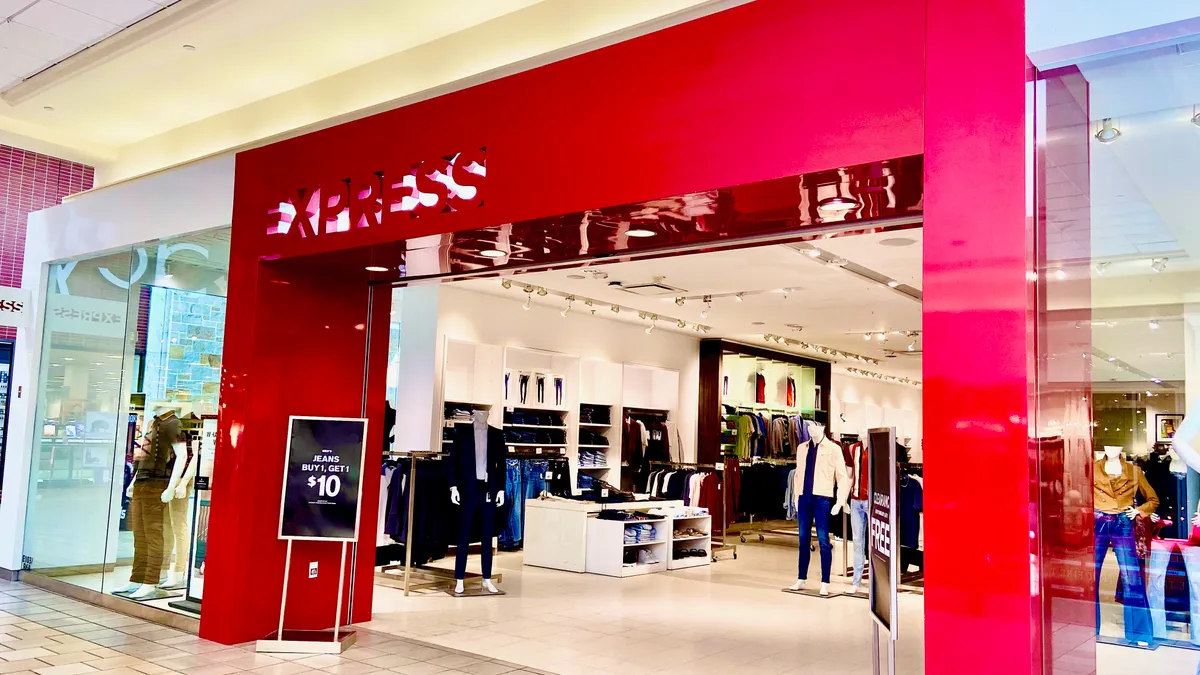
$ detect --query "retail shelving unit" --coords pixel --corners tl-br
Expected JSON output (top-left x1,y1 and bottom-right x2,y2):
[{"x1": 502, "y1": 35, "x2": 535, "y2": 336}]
[
  {"x1": 668, "y1": 514, "x2": 712, "y2": 570},
  {"x1": 585, "y1": 516, "x2": 668, "y2": 577}
]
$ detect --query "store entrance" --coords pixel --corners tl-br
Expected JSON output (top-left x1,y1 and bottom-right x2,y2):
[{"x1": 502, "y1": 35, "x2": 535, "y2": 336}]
[{"x1": 365, "y1": 227, "x2": 925, "y2": 674}]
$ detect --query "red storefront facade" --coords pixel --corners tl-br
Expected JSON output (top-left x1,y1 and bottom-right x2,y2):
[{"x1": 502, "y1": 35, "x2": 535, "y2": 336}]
[{"x1": 206, "y1": 1, "x2": 1043, "y2": 674}]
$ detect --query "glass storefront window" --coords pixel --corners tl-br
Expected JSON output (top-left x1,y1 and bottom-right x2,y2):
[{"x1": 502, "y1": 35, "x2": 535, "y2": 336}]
[
  {"x1": 22, "y1": 229, "x2": 229, "y2": 616},
  {"x1": 1034, "y1": 28, "x2": 1200, "y2": 675}
]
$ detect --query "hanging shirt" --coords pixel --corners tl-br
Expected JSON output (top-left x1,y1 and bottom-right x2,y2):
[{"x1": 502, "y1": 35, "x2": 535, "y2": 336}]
[{"x1": 474, "y1": 418, "x2": 488, "y2": 481}]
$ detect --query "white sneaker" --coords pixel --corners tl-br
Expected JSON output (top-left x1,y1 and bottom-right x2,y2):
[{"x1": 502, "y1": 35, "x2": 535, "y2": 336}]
[
  {"x1": 819, "y1": 583, "x2": 830, "y2": 596},
  {"x1": 787, "y1": 579, "x2": 807, "y2": 591}
]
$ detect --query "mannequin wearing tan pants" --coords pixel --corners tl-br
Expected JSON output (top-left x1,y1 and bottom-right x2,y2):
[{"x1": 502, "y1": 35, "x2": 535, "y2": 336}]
[
  {"x1": 159, "y1": 439, "x2": 197, "y2": 590},
  {"x1": 160, "y1": 494, "x2": 190, "y2": 588}
]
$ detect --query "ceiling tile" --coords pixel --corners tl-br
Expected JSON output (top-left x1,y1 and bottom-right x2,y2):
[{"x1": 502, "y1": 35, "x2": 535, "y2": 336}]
[
  {"x1": 14, "y1": 0, "x2": 117, "y2": 45},
  {"x1": 0, "y1": 44, "x2": 47, "y2": 79},
  {"x1": 0, "y1": 0, "x2": 32, "y2": 19},
  {"x1": 0, "y1": 21, "x2": 78, "y2": 62},
  {"x1": 53, "y1": 0, "x2": 159, "y2": 24}
]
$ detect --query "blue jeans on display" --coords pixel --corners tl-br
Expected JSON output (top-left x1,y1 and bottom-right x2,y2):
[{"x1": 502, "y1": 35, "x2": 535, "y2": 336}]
[
  {"x1": 1147, "y1": 539, "x2": 1200, "y2": 645},
  {"x1": 850, "y1": 499, "x2": 869, "y2": 586},
  {"x1": 499, "y1": 460, "x2": 523, "y2": 548},
  {"x1": 521, "y1": 460, "x2": 548, "y2": 543},
  {"x1": 1094, "y1": 512, "x2": 1152, "y2": 643},
  {"x1": 797, "y1": 494, "x2": 834, "y2": 583}
]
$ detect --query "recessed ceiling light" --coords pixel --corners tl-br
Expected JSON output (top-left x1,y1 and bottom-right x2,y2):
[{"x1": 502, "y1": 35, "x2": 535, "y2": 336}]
[
  {"x1": 479, "y1": 249, "x2": 506, "y2": 258},
  {"x1": 879, "y1": 237, "x2": 917, "y2": 247},
  {"x1": 43, "y1": 106, "x2": 54, "y2": 112},
  {"x1": 886, "y1": 280, "x2": 900, "y2": 288},
  {"x1": 816, "y1": 196, "x2": 859, "y2": 213},
  {"x1": 182, "y1": 44, "x2": 196, "y2": 51},
  {"x1": 365, "y1": 266, "x2": 389, "y2": 272},
  {"x1": 626, "y1": 228, "x2": 657, "y2": 238},
  {"x1": 751, "y1": 321, "x2": 765, "y2": 326},
  {"x1": 1095, "y1": 118, "x2": 1121, "y2": 144},
  {"x1": 566, "y1": 274, "x2": 585, "y2": 280}
]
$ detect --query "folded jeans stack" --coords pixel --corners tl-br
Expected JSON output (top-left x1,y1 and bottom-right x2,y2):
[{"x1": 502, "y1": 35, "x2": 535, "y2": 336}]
[
  {"x1": 624, "y1": 523, "x2": 658, "y2": 544},
  {"x1": 579, "y1": 449, "x2": 605, "y2": 467},
  {"x1": 580, "y1": 430, "x2": 609, "y2": 447}
]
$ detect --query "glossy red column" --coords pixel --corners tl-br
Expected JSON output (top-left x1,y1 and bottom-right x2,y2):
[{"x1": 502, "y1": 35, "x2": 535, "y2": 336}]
[{"x1": 924, "y1": 1, "x2": 1037, "y2": 674}]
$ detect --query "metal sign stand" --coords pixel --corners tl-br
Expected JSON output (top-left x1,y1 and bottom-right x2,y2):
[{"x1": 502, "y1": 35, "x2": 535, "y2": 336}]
[
  {"x1": 256, "y1": 416, "x2": 366, "y2": 655},
  {"x1": 256, "y1": 540, "x2": 357, "y2": 654}
]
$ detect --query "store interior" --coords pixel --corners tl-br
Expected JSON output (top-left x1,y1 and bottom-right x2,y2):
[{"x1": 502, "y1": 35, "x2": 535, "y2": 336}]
[{"x1": 367, "y1": 228, "x2": 927, "y2": 675}]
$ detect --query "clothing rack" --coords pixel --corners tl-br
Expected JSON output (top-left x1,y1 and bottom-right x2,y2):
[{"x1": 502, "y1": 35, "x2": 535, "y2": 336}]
[
  {"x1": 376, "y1": 450, "x2": 500, "y2": 596},
  {"x1": 738, "y1": 457, "x2": 799, "y2": 543},
  {"x1": 624, "y1": 407, "x2": 670, "y2": 418},
  {"x1": 649, "y1": 459, "x2": 735, "y2": 562}
]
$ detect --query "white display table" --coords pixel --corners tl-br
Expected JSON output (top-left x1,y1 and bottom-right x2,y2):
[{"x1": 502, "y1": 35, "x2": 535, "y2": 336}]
[{"x1": 523, "y1": 499, "x2": 684, "y2": 573}]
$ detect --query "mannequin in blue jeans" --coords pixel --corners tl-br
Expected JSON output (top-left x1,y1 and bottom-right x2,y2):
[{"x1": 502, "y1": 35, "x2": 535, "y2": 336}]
[
  {"x1": 786, "y1": 422, "x2": 851, "y2": 596},
  {"x1": 849, "y1": 498, "x2": 869, "y2": 593},
  {"x1": 1169, "y1": 403, "x2": 1200, "y2": 674}
]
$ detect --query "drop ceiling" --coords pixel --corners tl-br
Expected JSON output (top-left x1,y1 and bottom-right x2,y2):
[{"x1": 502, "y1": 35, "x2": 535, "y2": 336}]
[
  {"x1": 455, "y1": 229, "x2": 925, "y2": 381},
  {"x1": 0, "y1": 0, "x2": 182, "y2": 92}
]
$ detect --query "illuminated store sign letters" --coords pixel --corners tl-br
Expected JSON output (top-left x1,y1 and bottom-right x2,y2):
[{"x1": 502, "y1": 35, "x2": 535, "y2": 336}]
[{"x1": 267, "y1": 148, "x2": 487, "y2": 239}]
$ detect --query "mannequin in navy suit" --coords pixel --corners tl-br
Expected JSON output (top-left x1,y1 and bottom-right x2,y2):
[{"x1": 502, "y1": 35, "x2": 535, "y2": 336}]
[{"x1": 449, "y1": 410, "x2": 506, "y2": 594}]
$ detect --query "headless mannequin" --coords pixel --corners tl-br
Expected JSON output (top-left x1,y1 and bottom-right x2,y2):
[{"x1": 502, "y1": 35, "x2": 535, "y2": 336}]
[
  {"x1": 118, "y1": 410, "x2": 183, "y2": 599},
  {"x1": 1173, "y1": 403, "x2": 1200, "y2": 527},
  {"x1": 159, "y1": 437, "x2": 198, "y2": 589},
  {"x1": 787, "y1": 421, "x2": 850, "y2": 597},
  {"x1": 449, "y1": 410, "x2": 504, "y2": 595}
]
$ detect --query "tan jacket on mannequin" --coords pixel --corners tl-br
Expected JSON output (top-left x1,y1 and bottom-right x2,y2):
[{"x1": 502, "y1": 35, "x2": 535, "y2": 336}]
[{"x1": 1093, "y1": 458, "x2": 1158, "y2": 515}]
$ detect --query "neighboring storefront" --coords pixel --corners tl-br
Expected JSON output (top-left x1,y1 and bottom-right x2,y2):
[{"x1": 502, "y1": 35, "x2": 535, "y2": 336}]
[
  {"x1": 0, "y1": 156, "x2": 233, "y2": 624},
  {"x1": 0, "y1": 145, "x2": 95, "y2": 498}
]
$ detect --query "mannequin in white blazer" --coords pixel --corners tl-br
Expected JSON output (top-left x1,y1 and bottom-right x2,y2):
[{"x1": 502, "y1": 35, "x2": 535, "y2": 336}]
[{"x1": 787, "y1": 421, "x2": 851, "y2": 596}]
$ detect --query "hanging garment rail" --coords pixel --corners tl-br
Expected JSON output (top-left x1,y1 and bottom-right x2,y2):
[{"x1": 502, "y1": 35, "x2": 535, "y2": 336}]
[{"x1": 376, "y1": 450, "x2": 500, "y2": 596}]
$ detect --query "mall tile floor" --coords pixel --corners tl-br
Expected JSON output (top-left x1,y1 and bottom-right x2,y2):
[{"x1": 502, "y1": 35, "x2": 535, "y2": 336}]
[{"x1": 0, "y1": 581, "x2": 546, "y2": 675}]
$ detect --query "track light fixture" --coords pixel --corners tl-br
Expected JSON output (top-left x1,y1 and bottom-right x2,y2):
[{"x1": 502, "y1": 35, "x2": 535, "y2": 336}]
[
  {"x1": 886, "y1": 281, "x2": 900, "y2": 288},
  {"x1": 1193, "y1": 106, "x2": 1200, "y2": 128},
  {"x1": 875, "y1": 333, "x2": 888, "y2": 342},
  {"x1": 501, "y1": 278, "x2": 513, "y2": 289},
  {"x1": 1054, "y1": 269, "x2": 1067, "y2": 281},
  {"x1": 701, "y1": 295, "x2": 712, "y2": 319},
  {"x1": 1094, "y1": 262, "x2": 1110, "y2": 276},
  {"x1": 735, "y1": 293, "x2": 744, "y2": 302},
  {"x1": 863, "y1": 333, "x2": 873, "y2": 341},
  {"x1": 1150, "y1": 319, "x2": 1160, "y2": 330},
  {"x1": 537, "y1": 287, "x2": 548, "y2": 296},
  {"x1": 638, "y1": 311, "x2": 648, "y2": 320},
  {"x1": 560, "y1": 295, "x2": 574, "y2": 317},
  {"x1": 1151, "y1": 258, "x2": 1168, "y2": 273},
  {"x1": 677, "y1": 319, "x2": 687, "y2": 328},
  {"x1": 611, "y1": 304, "x2": 620, "y2": 314},
  {"x1": 523, "y1": 294, "x2": 532, "y2": 311},
  {"x1": 675, "y1": 297, "x2": 686, "y2": 306},
  {"x1": 907, "y1": 341, "x2": 916, "y2": 352}
]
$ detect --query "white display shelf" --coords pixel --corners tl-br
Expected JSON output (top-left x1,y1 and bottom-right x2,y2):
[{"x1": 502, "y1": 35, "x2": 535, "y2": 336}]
[
  {"x1": 668, "y1": 514, "x2": 712, "y2": 570},
  {"x1": 579, "y1": 422, "x2": 611, "y2": 428},
  {"x1": 507, "y1": 403, "x2": 571, "y2": 413},
  {"x1": 507, "y1": 443, "x2": 567, "y2": 448},
  {"x1": 668, "y1": 556, "x2": 711, "y2": 570},
  {"x1": 578, "y1": 444, "x2": 609, "y2": 449},
  {"x1": 578, "y1": 466, "x2": 610, "y2": 470},
  {"x1": 585, "y1": 517, "x2": 669, "y2": 577}
]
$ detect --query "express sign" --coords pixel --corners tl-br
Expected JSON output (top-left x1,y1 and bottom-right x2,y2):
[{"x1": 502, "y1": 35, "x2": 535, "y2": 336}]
[{"x1": 266, "y1": 148, "x2": 486, "y2": 239}]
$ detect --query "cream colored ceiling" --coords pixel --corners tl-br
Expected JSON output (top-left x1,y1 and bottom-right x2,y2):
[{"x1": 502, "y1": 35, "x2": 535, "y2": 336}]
[{"x1": 0, "y1": 0, "x2": 733, "y2": 182}]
